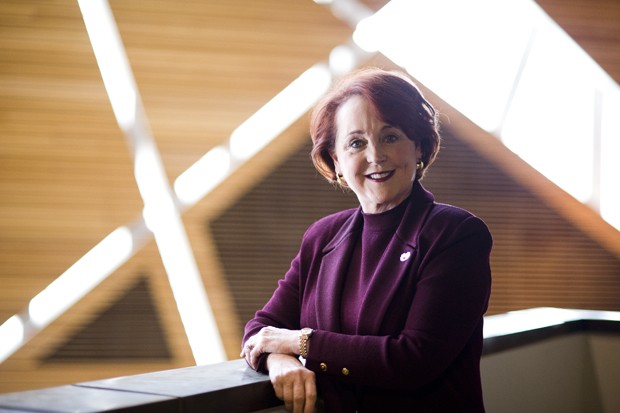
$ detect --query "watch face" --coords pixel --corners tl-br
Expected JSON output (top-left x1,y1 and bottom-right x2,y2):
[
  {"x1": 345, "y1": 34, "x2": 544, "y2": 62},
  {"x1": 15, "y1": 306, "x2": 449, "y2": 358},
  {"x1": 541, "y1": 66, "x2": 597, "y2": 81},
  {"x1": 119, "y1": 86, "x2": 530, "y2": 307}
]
[{"x1": 301, "y1": 327, "x2": 313, "y2": 336}]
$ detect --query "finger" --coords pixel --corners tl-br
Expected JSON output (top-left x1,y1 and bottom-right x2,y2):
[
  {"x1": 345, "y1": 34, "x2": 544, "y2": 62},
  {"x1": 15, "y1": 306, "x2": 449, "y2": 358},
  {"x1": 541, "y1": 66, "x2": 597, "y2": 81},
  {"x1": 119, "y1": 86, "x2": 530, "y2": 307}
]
[
  {"x1": 240, "y1": 337, "x2": 253, "y2": 357},
  {"x1": 241, "y1": 341, "x2": 255, "y2": 365},
  {"x1": 292, "y1": 380, "x2": 306, "y2": 413},
  {"x1": 303, "y1": 375, "x2": 317, "y2": 413},
  {"x1": 272, "y1": 379, "x2": 284, "y2": 402},
  {"x1": 240, "y1": 346, "x2": 249, "y2": 361},
  {"x1": 248, "y1": 346, "x2": 258, "y2": 370},
  {"x1": 250, "y1": 343, "x2": 265, "y2": 370},
  {"x1": 282, "y1": 380, "x2": 295, "y2": 412}
]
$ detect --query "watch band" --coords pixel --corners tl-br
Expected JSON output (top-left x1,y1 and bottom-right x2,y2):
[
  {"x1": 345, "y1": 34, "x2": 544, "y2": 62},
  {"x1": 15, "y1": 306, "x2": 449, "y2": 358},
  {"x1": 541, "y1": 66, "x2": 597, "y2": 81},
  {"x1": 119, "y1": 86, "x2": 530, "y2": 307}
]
[{"x1": 299, "y1": 327, "x2": 313, "y2": 358}]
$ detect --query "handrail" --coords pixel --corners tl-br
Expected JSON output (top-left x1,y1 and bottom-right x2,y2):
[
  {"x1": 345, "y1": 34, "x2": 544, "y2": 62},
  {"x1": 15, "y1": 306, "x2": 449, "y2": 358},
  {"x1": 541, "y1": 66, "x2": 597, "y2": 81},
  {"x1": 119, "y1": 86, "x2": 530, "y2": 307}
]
[
  {"x1": 0, "y1": 359, "x2": 282, "y2": 412},
  {"x1": 0, "y1": 308, "x2": 618, "y2": 412}
]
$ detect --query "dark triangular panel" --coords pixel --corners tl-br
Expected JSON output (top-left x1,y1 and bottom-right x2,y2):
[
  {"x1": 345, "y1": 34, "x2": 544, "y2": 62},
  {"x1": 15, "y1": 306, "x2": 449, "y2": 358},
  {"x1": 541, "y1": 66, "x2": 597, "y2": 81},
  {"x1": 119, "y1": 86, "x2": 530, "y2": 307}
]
[
  {"x1": 43, "y1": 276, "x2": 171, "y2": 362},
  {"x1": 211, "y1": 128, "x2": 620, "y2": 331},
  {"x1": 210, "y1": 140, "x2": 358, "y2": 327}
]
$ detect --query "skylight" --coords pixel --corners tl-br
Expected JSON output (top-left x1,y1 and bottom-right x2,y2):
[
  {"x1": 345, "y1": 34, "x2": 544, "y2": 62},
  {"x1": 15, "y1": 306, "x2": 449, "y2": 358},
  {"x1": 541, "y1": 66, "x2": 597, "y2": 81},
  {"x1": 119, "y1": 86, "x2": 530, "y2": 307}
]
[{"x1": 353, "y1": 0, "x2": 620, "y2": 230}]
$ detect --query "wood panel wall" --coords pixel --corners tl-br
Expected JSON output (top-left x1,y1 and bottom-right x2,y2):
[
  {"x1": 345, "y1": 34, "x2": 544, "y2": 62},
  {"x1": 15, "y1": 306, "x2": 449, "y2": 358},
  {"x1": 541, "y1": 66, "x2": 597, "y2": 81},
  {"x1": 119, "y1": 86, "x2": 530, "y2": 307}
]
[
  {"x1": 1, "y1": 0, "x2": 619, "y2": 394},
  {"x1": 0, "y1": 0, "x2": 351, "y2": 392}
]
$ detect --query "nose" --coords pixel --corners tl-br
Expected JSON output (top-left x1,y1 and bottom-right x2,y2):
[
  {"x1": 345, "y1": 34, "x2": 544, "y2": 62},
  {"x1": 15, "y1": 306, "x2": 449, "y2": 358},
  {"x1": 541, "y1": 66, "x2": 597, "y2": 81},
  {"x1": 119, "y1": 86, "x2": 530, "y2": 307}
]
[{"x1": 366, "y1": 141, "x2": 386, "y2": 165}]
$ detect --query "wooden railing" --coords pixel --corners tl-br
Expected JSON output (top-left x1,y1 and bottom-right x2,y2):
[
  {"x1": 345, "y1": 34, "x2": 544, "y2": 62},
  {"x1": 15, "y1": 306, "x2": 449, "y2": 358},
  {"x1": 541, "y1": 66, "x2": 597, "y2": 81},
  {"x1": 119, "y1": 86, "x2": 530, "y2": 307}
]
[
  {"x1": 0, "y1": 308, "x2": 618, "y2": 413},
  {"x1": 0, "y1": 358, "x2": 283, "y2": 412}
]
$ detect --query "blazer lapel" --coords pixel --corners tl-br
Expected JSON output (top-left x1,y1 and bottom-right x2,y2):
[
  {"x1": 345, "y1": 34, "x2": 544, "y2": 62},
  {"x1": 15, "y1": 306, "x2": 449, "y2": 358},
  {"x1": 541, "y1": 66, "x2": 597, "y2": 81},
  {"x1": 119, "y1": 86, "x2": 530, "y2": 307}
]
[{"x1": 315, "y1": 210, "x2": 363, "y2": 332}]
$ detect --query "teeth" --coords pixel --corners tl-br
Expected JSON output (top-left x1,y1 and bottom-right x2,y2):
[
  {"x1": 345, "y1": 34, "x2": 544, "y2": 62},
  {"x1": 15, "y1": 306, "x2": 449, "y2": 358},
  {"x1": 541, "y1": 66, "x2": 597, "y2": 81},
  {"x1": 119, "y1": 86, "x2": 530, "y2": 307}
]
[{"x1": 369, "y1": 172, "x2": 391, "y2": 179}]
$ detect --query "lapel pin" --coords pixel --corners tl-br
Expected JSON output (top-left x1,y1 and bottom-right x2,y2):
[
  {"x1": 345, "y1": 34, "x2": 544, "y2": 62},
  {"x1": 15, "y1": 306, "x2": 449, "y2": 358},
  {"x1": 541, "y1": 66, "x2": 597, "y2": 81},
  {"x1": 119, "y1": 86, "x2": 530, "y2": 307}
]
[{"x1": 400, "y1": 251, "x2": 411, "y2": 262}]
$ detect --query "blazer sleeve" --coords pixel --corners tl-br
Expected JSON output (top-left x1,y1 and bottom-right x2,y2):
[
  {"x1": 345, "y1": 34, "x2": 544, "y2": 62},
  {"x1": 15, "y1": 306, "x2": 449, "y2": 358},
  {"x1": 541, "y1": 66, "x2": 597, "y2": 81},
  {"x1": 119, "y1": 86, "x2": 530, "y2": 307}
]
[
  {"x1": 241, "y1": 249, "x2": 304, "y2": 372},
  {"x1": 242, "y1": 210, "x2": 350, "y2": 354},
  {"x1": 304, "y1": 214, "x2": 492, "y2": 390}
]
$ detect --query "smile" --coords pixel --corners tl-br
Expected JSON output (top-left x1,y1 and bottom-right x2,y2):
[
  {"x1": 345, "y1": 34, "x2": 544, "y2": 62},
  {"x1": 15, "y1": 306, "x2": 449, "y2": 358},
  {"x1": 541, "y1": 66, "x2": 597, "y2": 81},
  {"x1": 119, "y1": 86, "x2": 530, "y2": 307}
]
[{"x1": 366, "y1": 171, "x2": 394, "y2": 182}]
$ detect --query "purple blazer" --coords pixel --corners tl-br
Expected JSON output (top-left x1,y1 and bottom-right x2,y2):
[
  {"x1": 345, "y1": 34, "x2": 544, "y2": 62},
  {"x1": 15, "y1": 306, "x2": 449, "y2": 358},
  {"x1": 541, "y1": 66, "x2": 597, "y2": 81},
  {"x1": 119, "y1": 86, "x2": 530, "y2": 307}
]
[{"x1": 244, "y1": 182, "x2": 492, "y2": 412}]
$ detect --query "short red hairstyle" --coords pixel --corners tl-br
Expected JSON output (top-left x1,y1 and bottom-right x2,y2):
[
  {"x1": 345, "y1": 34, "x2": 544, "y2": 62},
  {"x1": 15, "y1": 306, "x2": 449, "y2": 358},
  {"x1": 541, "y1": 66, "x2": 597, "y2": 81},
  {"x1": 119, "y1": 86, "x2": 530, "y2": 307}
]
[{"x1": 310, "y1": 68, "x2": 440, "y2": 183}]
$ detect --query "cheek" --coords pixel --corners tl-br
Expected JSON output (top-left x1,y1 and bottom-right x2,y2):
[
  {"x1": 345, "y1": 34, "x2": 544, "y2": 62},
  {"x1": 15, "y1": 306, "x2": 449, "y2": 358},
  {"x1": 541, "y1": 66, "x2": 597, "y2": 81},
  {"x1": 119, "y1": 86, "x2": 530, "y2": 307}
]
[
  {"x1": 393, "y1": 151, "x2": 412, "y2": 167},
  {"x1": 339, "y1": 155, "x2": 360, "y2": 174},
  {"x1": 401, "y1": 146, "x2": 419, "y2": 169}
]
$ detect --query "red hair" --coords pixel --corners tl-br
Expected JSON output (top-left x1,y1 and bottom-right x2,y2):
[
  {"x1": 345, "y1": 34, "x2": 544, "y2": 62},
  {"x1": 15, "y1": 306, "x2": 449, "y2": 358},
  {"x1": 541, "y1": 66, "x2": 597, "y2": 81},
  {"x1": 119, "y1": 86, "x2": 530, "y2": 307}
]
[{"x1": 310, "y1": 68, "x2": 440, "y2": 182}]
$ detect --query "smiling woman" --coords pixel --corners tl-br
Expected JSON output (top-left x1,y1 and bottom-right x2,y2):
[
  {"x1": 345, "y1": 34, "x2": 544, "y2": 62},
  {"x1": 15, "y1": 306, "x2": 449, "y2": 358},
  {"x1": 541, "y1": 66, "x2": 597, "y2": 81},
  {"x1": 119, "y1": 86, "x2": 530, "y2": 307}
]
[
  {"x1": 330, "y1": 95, "x2": 421, "y2": 214},
  {"x1": 310, "y1": 69, "x2": 439, "y2": 216},
  {"x1": 240, "y1": 68, "x2": 493, "y2": 412}
]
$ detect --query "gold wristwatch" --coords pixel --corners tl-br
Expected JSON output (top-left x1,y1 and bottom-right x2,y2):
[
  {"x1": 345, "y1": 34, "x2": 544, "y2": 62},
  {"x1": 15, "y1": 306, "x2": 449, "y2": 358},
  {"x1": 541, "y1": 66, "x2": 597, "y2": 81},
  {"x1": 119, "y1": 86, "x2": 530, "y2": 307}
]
[{"x1": 299, "y1": 327, "x2": 314, "y2": 358}]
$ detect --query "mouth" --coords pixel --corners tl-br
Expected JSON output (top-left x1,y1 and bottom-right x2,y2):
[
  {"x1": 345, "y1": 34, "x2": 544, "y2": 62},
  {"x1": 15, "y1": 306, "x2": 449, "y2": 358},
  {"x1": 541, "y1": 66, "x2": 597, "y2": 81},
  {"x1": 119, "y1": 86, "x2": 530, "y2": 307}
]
[{"x1": 366, "y1": 170, "x2": 394, "y2": 182}]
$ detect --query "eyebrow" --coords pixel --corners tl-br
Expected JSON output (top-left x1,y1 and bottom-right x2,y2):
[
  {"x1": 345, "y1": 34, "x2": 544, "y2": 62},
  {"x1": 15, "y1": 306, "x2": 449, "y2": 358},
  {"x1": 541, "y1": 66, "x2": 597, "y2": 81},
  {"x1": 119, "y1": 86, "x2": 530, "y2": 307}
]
[
  {"x1": 346, "y1": 125, "x2": 397, "y2": 137},
  {"x1": 346, "y1": 129, "x2": 364, "y2": 137}
]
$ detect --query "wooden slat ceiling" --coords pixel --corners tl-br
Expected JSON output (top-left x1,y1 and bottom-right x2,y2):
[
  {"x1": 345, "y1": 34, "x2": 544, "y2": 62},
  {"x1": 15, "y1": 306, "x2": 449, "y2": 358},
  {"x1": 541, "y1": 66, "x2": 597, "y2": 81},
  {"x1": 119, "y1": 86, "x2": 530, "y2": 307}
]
[
  {"x1": 0, "y1": 0, "x2": 618, "y2": 392},
  {"x1": 0, "y1": 0, "x2": 352, "y2": 324}
]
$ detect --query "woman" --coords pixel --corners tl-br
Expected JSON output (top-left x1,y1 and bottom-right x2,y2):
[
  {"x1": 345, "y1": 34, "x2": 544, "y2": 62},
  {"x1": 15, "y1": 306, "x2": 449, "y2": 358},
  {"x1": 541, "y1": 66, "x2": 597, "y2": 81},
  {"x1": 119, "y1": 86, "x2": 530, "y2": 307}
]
[{"x1": 241, "y1": 68, "x2": 492, "y2": 412}]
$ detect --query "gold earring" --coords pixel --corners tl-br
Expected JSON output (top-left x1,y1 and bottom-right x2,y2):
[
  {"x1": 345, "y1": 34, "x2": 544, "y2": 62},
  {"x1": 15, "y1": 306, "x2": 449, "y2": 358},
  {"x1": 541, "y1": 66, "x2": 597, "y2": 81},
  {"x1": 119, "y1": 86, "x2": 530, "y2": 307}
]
[
  {"x1": 336, "y1": 174, "x2": 344, "y2": 185},
  {"x1": 416, "y1": 161, "x2": 424, "y2": 170}
]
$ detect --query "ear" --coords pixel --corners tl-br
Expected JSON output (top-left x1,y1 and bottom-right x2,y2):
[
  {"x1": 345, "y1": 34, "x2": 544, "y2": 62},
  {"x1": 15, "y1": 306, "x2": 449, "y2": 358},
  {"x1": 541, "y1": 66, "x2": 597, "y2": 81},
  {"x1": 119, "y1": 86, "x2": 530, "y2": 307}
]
[
  {"x1": 330, "y1": 151, "x2": 340, "y2": 175},
  {"x1": 414, "y1": 146, "x2": 422, "y2": 164}
]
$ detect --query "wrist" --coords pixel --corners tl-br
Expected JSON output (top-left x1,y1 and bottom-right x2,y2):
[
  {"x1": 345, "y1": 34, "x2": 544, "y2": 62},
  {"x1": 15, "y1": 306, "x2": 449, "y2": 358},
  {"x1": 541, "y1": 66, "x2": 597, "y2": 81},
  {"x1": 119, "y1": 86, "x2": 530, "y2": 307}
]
[{"x1": 299, "y1": 327, "x2": 314, "y2": 358}]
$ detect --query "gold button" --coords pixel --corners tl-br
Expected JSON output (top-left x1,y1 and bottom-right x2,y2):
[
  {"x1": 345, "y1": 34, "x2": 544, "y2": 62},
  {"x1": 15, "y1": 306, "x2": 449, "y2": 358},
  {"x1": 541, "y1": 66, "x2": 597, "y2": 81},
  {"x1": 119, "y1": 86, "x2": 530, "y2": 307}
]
[
  {"x1": 320, "y1": 362, "x2": 327, "y2": 372},
  {"x1": 342, "y1": 367, "x2": 350, "y2": 376}
]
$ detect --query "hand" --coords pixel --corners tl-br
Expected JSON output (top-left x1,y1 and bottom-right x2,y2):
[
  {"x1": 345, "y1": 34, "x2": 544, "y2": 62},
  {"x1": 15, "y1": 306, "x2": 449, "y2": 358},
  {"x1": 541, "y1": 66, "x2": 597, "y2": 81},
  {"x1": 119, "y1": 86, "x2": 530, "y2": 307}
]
[
  {"x1": 267, "y1": 353, "x2": 317, "y2": 413},
  {"x1": 240, "y1": 326, "x2": 299, "y2": 369}
]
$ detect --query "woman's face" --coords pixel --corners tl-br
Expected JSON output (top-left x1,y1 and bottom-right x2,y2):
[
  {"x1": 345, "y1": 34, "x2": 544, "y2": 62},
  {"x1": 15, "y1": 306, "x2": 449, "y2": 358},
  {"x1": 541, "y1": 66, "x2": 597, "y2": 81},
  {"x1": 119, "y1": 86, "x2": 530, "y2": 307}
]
[{"x1": 331, "y1": 95, "x2": 421, "y2": 214}]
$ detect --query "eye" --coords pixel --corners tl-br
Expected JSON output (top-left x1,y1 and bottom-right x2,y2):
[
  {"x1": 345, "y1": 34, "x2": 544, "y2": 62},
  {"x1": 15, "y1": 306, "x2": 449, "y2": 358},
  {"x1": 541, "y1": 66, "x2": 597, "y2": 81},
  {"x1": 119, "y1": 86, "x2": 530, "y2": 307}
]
[
  {"x1": 384, "y1": 133, "x2": 400, "y2": 143},
  {"x1": 348, "y1": 138, "x2": 365, "y2": 149}
]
